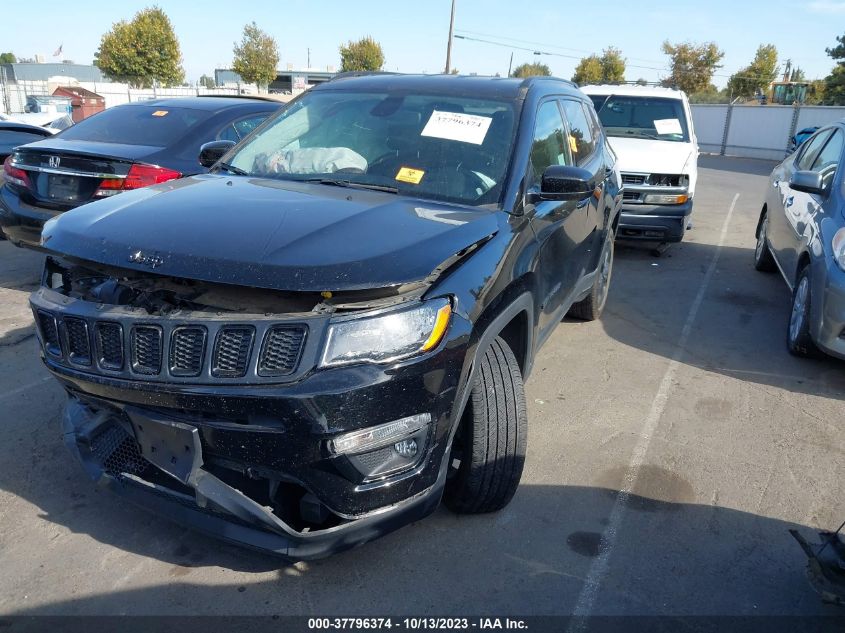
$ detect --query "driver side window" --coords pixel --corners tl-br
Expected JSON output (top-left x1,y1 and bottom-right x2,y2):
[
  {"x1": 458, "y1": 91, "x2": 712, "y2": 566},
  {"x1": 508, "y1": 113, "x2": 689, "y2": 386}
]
[
  {"x1": 810, "y1": 129, "x2": 843, "y2": 190},
  {"x1": 529, "y1": 100, "x2": 570, "y2": 189},
  {"x1": 796, "y1": 130, "x2": 832, "y2": 171}
]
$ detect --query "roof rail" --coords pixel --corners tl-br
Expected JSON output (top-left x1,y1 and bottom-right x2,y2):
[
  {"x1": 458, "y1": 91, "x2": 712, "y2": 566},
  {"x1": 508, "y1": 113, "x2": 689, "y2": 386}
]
[
  {"x1": 517, "y1": 76, "x2": 577, "y2": 90},
  {"x1": 326, "y1": 71, "x2": 400, "y2": 83}
]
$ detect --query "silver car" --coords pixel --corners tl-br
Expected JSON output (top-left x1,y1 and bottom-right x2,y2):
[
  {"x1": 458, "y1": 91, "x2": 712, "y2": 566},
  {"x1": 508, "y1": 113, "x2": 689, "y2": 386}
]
[{"x1": 754, "y1": 121, "x2": 845, "y2": 359}]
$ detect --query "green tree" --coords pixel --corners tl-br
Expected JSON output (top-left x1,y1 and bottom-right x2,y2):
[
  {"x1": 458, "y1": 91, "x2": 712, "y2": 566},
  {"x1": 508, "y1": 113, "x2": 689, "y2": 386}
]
[
  {"x1": 232, "y1": 22, "x2": 279, "y2": 89},
  {"x1": 824, "y1": 33, "x2": 845, "y2": 105},
  {"x1": 94, "y1": 6, "x2": 184, "y2": 88},
  {"x1": 572, "y1": 55, "x2": 602, "y2": 85},
  {"x1": 726, "y1": 44, "x2": 778, "y2": 99},
  {"x1": 199, "y1": 74, "x2": 216, "y2": 89},
  {"x1": 688, "y1": 85, "x2": 729, "y2": 104},
  {"x1": 790, "y1": 66, "x2": 806, "y2": 82},
  {"x1": 661, "y1": 41, "x2": 724, "y2": 94},
  {"x1": 600, "y1": 47, "x2": 625, "y2": 83},
  {"x1": 0, "y1": 52, "x2": 15, "y2": 64},
  {"x1": 806, "y1": 79, "x2": 826, "y2": 105},
  {"x1": 339, "y1": 37, "x2": 384, "y2": 72},
  {"x1": 512, "y1": 62, "x2": 551, "y2": 78}
]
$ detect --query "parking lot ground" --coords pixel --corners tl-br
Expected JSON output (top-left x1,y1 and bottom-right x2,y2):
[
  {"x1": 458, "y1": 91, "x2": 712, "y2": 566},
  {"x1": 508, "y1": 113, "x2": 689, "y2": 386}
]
[{"x1": 0, "y1": 155, "x2": 843, "y2": 617}]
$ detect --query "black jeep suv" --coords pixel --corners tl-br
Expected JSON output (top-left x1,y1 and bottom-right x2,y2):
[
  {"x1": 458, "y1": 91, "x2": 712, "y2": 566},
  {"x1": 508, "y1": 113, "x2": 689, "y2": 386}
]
[{"x1": 30, "y1": 74, "x2": 620, "y2": 558}]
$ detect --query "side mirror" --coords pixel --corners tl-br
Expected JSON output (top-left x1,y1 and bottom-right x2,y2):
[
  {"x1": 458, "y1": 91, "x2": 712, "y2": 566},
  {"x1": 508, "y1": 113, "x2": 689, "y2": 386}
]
[
  {"x1": 789, "y1": 170, "x2": 824, "y2": 195},
  {"x1": 198, "y1": 140, "x2": 236, "y2": 168},
  {"x1": 533, "y1": 165, "x2": 595, "y2": 201}
]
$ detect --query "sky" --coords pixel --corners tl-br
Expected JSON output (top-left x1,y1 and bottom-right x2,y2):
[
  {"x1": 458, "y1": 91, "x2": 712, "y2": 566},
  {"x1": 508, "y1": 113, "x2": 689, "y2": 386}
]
[{"x1": 2, "y1": 0, "x2": 844, "y2": 87}]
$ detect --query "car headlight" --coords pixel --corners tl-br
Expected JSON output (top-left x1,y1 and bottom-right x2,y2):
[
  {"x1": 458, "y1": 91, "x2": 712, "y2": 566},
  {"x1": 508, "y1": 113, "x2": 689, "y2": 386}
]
[
  {"x1": 319, "y1": 298, "x2": 452, "y2": 367},
  {"x1": 832, "y1": 228, "x2": 845, "y2": 272}
]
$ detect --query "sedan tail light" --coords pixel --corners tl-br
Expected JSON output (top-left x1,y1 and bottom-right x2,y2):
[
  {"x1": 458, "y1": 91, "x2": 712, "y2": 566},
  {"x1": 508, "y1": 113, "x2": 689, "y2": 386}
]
[
  {"x1": 94, "y1": 163, "x2": 181, "y2": 197},
  {"x1": 2, "y1": 156, "x2": 31, "y2": 189}
]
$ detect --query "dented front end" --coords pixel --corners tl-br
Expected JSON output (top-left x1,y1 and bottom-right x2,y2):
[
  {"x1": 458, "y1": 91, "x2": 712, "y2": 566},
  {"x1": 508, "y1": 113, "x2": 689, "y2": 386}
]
[{"x1": 32, "y1": 255, "x2": 474, "y2": 558}]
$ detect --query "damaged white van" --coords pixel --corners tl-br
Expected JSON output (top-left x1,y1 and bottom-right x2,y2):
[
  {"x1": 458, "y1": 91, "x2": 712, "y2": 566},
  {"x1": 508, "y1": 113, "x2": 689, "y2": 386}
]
[{"x1": 581, "y1": 85, "x2": 698, "y2": 243}]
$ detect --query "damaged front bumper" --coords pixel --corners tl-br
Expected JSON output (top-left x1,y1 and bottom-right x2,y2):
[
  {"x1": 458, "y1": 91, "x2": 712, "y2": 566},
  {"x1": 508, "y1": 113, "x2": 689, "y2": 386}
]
[
  {"x1": 33, "y1": 276, "x2": 474, "y2": 558},
  {"x1": 62, "y1": 398, "x2": 446, "y2": 559}
]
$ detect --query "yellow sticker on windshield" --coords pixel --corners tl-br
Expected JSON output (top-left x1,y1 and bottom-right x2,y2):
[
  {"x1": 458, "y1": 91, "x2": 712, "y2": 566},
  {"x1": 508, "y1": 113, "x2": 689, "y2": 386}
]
[
  {"x1": 152, "y1": 110, "x2": 169, "y2": 117},
  {"x1": 395, "y1": 167, "x2": 425, "y2": 184},
  {"x1": 568, "y1": 135, "x2": 579, "y2": 154}
]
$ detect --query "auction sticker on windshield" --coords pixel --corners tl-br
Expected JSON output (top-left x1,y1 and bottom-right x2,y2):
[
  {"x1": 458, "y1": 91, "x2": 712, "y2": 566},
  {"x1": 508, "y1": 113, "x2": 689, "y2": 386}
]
[
  {"x1": 395, "y1": 167, "x2": 425, "y2": 184},
  {"x1": 653, "y1": 118, "x2": 682, "y2": 135},
  {"x1": 421, "y1": 111, "x2": 493, "y2": 145}
]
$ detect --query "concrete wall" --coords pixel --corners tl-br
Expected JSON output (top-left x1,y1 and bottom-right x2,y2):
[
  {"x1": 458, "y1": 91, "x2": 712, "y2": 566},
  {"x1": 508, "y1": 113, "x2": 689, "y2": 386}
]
[{"x1": 691, "y1": 103, "x2": 845, "y2": 160}]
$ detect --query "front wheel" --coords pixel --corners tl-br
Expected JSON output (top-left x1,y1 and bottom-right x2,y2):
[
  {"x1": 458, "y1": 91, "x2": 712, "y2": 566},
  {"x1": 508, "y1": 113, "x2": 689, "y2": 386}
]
[
  {"x1": 754, "y1": 212, "x2": 777, "y2": 272},
  {"x1": 568, "y1": 231, "x2": 614, "y2": 321},
  {"x1": 787, "y1": 265, "x2": 817, "y2": 357},
  {"x1": 443, "y1": 336, "x2": 527, "y2": 514}
]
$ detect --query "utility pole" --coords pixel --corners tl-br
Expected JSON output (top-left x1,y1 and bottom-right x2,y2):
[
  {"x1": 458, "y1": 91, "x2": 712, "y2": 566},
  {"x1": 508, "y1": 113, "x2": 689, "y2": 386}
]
[
  {"x1": 307, "y1": 48, "x2": 311, "y2": 69},
  {"x1": 444, "y1": 0, "x2": 456, "y2": 74},
  {"x1": 507, "y1": 51, "x2": 513, "y2": 77}
]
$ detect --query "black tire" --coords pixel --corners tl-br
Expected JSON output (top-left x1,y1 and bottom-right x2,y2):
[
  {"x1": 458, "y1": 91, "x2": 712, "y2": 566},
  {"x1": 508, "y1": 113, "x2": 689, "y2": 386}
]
[
  {"x1": 786, "y1": 264, "x2": 818, "y2": 357},
  {"x1": 754, "y1": 211, "x2": 777, "y2": 272},
  {"x1": 443, "y1": 336, "x2": 527, "y2": 514},
  {"x1": 569, "y1": 231, "x2": 614, "y2": 321}
]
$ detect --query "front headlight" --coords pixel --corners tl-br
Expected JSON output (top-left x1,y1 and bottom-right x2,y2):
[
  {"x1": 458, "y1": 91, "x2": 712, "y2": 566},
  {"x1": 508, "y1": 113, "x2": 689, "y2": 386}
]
[
  {"x1": 832, "y1": 228, "x2": 845, "y2": 272},
  {"x1": 319, "y1": 298, "x2": 452, "y2": 367}
]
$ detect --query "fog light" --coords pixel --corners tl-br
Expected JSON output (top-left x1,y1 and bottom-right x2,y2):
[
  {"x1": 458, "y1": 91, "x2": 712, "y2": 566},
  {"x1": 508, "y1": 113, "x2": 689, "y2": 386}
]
[
  {"x1": 331, "y1": 414, "x2": 433, "y2": 481},
  {"x1": 329, "y1": 413, "x2": 431, "y2": 455},
  {"x1": 394, "y1": 438, "x2": 418, "y2": 458}
]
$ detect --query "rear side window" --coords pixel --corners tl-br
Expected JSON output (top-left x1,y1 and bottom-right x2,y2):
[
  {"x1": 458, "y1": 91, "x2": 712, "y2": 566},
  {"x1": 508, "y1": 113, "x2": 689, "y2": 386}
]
[
  {"x1": 0, "y1": 129, "x2": 49, "y2": 147},
  {"x1": 218, "y1": 114, "x2": 269, "y2": 142},
  {"x1": 810, "y1": 129, "x2": 843, "y2": 188},
  {"x1": 58, "y1": 105, "x2": 214, "y2": 147},
  {"x1": 529, "y1": 100, "x2": 570, "y2": 187},
  {"x1": 796, "y1": 130, "x2": 832, "y2": 171},
  {"x1": 560, "y1": 99, "x2": 596, "y2": 164}
]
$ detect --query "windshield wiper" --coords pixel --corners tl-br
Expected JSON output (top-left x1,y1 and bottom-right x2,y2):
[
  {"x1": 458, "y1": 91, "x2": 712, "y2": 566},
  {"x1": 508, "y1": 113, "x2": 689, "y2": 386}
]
[
  {"x1": 624, "y1": 131, "x2": 661, "y2": 140},
  {"x1": 304, "y1": 178, "x2": 399, "y2": 194},
  {"x1": 216, "y1": 162, "x2": 248, "y2": 176}
]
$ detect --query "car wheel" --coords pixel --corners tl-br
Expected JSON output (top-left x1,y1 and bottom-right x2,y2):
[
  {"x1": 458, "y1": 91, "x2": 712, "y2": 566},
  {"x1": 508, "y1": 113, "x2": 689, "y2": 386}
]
[
  {"x1": 754, "y1": 211, "x2": 777, "y2": 272},
  {"x1": 787, "y1": 265, "x2": 817, "y2": 357},
  {"x1": 443, "y1": 336, "x2": 527, "y2": 514},
  {"x1": 568, "y1": 230, "x2": 614, "y2": 321}
]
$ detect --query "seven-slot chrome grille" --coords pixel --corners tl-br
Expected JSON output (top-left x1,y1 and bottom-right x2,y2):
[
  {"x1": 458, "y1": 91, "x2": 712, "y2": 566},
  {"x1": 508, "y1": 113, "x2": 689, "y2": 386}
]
[{"x1": 32, "y1": 297, "x2": 309, "y2": 384}]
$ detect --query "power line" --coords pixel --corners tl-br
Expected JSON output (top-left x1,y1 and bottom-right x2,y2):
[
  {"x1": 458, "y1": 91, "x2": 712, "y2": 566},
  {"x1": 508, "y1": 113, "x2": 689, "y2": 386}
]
[
  {"x1": 453, "y1": 34, "x2": 667, "y2": 72},
  {"x1": 454, "y1": 28, "x2": 667, "y2": 66}
]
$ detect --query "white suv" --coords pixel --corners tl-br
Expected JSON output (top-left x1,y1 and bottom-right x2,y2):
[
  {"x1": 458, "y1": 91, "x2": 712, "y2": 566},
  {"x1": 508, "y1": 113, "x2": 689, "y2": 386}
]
[{"x1": 580, "y1": 85, "x2": 698, "y2": 243}]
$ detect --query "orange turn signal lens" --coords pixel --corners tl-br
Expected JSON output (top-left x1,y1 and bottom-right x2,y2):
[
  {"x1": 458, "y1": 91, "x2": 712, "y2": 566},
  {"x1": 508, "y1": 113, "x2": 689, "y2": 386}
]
[{"x1": 421, "y1": 303, "x2": 452, "y2": 352}]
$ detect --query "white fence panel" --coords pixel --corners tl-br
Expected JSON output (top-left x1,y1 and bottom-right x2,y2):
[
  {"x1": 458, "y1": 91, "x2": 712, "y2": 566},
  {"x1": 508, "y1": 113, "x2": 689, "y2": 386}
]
[
  {"x1": 724, "y1": 105, "x2": 794, "y2": 160},
  {"x1": 690, "y1": 105, "x2": 728, "y2": 153},
  {"x1": 795, "y1": 105, "x2": 845, "y2": 130}
]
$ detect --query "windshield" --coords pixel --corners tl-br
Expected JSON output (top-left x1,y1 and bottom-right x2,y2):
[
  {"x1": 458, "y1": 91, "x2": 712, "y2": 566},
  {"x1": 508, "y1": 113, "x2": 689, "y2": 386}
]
[
  {"x1": 58, "y1": 105, "x2": 214, "y2": 146},
  {"x1": 226, "y1": 90, "x2": 517, "y2": 207},
  {"x1": 593, "y1": 95, "x2": 689, "y2": 142}
]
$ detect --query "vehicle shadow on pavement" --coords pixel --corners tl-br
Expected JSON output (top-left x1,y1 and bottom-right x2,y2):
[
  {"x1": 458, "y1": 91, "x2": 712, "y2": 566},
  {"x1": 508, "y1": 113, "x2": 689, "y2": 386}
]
[
  {"x1": 1, "y1": 480, "x2": 840, "y2": 616},
  {"x1": 0, "y1": 241, "x2": 43, "y2": 290},
  {"x1": 605, "y1": 240, "x2": 845, "y2": 400}
]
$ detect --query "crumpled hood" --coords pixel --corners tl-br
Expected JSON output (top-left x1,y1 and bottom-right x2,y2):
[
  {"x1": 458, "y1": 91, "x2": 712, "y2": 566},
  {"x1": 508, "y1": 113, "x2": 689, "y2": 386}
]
[
  {"x1": 41, "y1": 174, "x2": 500, "y2": 292},
  {"x1": 607, "y1": 136, "x2": 695, "y2": 175}
]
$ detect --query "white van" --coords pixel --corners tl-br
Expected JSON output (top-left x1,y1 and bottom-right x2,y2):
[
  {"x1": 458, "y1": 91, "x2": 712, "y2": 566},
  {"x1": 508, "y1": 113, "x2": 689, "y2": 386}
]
[{"x1": 580, "y1": 85, "x2": 698, "y2": 243}]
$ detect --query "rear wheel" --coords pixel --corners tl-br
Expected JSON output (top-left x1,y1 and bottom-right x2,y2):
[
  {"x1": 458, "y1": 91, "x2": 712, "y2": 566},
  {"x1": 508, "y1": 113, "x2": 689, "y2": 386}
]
[
  {"x1": 754, "y1": 211, "x2": 777, "y2": 272},
  {"x1": 443, "y1": 336, "x2": 527, "y2": 514},
  {"x1": 787, "y1": 265, "x2": 817, "y2": 357},
  {"x1": 569, "y1": 231, "x2": 614, "y2": 321}
]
